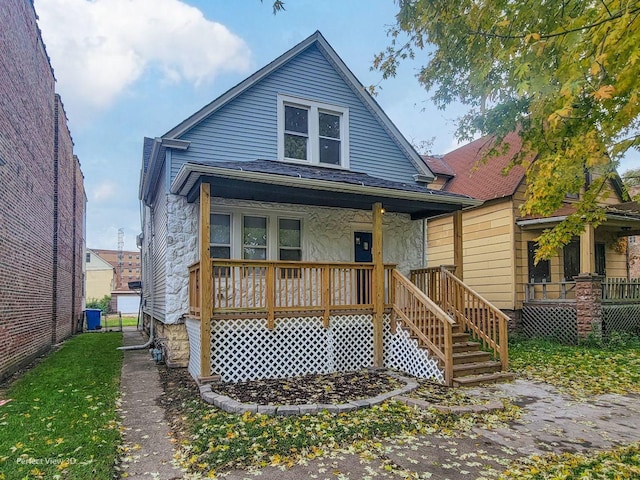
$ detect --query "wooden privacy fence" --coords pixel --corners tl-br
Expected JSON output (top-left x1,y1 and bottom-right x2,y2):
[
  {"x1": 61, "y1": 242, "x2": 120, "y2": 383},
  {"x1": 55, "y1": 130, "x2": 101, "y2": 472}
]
[
  {"x1": 602, "y1": 278, "x2": 640, "y2": 302},
  {"x1": 392, "y1": 270, "x2": 455, "y2": 384}
]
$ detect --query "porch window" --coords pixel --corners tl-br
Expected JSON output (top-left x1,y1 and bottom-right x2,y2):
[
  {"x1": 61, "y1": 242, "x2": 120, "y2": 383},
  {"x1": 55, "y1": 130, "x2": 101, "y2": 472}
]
[
  {"x1": 210, "y1": 213, "x2": 231, "y2": 259},
  {"x1": 278, "y1": 94, "x2": 349, "y2": 168},
  {"x1": 243, "y1": 216, "x2": 267, "y2": 260},
  {"x1": 278, "y1": 218, "x2": 301, "y2": 261},
  {"x1": 527, "y1": 241, "x2": 550, "y2": 283}
]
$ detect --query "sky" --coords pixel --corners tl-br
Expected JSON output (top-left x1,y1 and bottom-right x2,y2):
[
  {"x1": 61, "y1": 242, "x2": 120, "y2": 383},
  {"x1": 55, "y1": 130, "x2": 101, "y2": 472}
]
[{"x1": 34, "y1": 0, "x2": 638, "y2": 251}]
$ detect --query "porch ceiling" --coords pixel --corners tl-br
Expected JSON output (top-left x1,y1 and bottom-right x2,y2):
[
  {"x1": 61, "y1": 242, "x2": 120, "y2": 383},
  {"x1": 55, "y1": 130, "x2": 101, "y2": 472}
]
[{"x1": 172, "y1": 161, "x2": 480, "y2": 219}]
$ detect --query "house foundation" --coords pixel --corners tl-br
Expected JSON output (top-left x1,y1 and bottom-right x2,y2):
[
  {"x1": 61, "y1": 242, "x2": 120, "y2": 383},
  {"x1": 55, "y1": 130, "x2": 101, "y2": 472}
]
[{"x1": 143, "y1": 314, "x2": 190, "y2": 367}]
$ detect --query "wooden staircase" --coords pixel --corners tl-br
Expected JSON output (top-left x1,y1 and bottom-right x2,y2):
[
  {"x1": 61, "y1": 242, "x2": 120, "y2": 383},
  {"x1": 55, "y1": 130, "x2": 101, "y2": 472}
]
[
  {"x1": 450, "y1": 326, "x2": 514, "y2": 387},
  {"x1": 396, "y1": 266, "x2": 513, "y2": 387}
]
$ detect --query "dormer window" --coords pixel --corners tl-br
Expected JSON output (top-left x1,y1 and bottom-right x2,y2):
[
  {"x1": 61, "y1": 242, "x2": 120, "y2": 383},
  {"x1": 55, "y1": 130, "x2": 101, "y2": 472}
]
[{"x1": 278, "y1": 94, "x2": 349, "y2": 168}]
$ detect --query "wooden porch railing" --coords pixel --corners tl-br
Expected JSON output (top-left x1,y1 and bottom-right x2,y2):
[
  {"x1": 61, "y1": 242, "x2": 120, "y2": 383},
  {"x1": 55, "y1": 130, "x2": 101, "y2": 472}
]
[
  {"x1": 439, "y1": 267, "x2": 509, "y2": 371},
  {"x1": 602, "y1": 278, "x2": 640, "y2": 302},
  {"x1": 410, "y1": 265, "x2": 456, "y2": 309},
  {"x1": 188, "y1": 263, "x2": 200, "y2": 316},
  {"x1": 392, "y1": 270, "x2": 455, "y2": 385},
  {"x1": 525, "y1": 281, "x2": 576, "y2": 302},
  {"x1": 188, "y1": 260, "x2": 395, "y2": 328}
]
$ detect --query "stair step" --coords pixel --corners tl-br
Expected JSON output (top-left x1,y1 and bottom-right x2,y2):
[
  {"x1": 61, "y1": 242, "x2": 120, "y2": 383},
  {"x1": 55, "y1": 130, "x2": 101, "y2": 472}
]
[
  {"x1": 452, "y1": 341, "x2": 481, "y2": 353},
  {"x1": 453, "y1": 371, "x2": 516, "y2": 387},
  {"x1": 453, "y1": 360, "x2": 502, "y2": 376},
  {"x1": 453, "y1": 351, "x2": 492, "y2": 364}
]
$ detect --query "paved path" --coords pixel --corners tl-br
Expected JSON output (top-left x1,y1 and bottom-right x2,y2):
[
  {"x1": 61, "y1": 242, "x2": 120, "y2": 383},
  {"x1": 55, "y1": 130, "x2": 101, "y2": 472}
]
[{"x1": 118, "y1": 327, "x2": 183, "y2": 479}]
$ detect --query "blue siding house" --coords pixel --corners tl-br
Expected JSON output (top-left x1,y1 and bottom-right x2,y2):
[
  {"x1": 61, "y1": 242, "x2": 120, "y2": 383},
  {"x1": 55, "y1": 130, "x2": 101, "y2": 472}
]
[{"x1": 139, "y1": 32, "x2": 510, "y2": 389}]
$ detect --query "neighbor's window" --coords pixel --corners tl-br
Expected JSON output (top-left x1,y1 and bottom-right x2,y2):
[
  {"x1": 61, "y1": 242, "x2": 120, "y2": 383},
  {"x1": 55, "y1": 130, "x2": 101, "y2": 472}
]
[
  {"x1": 86, "y1": 253, "x2": 91, "y2": 263},
  {"x1": 563, "y1": 240, "x2": 580, "y2": 281},
  {"x1": 278, "y1": 218, "x2": 301, "y2": 261},
  {"x1": 527, "y1": 241, "x2": 551, "y2": 283},
  {"x1": 278, "y1": 94, "x2": 348, "y2": 168},
  {"x1": 243, "y1": 216, "x2": 267, "y2": 260},
  {"x1": 210, "y1": 213, "x2": 231, "y2": 259},
  {"x1": 596, "y1": 243, "x2": 606, "y2": 276}
]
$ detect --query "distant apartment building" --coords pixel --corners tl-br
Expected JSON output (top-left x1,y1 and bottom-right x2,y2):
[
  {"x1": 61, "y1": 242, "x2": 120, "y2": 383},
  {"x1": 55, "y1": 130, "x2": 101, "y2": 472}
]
[
  {"x1": 0, "y1": 1, "x2": 85, "y2": 380},
  {"x1": 92, "y1": 249, "x2": 142, "y2": 290}
]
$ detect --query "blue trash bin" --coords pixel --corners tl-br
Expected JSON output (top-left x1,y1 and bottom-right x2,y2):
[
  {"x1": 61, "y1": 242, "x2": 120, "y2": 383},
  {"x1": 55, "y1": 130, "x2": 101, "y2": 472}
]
[{"x1": 86, "y1": 309, "x2": 102, "y2": 330}]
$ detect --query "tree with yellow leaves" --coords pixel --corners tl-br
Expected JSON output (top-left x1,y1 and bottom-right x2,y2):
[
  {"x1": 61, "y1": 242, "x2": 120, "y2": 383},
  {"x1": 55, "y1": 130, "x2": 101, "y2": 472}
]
[{"x1": 375, "y1": 0, "x2": 640, "y2": 259}]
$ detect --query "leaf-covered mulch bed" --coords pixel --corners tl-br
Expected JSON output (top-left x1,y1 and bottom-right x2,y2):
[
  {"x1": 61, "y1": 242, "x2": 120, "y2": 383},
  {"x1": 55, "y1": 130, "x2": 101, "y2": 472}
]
[{"x1": 210, "y1": 370, "x2": 403, "y2": 405}]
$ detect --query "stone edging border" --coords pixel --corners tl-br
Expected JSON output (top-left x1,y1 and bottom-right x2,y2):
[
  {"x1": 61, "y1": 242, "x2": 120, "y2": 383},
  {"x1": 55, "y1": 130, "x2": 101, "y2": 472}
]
[
  {"x1": 199, "y1": 372, "x2": 418, "y2": 416},
  {"x1": 198, "y1": 372, "x2": 505, "y2": 416}
]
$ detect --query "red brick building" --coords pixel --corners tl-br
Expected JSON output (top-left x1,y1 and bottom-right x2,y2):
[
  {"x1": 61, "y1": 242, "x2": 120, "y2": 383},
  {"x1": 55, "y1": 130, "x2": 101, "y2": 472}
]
[
  {"x1": 0, "y1": 0, "x2": 85, "y2": 381},
  {"x1": 92, "y1": 249, "x2": 142, "y2": 291}
]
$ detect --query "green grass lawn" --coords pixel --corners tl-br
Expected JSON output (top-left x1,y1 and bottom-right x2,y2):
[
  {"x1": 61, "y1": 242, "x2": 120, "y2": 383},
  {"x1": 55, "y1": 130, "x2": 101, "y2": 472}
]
[
  {"x1": 102, "y1": 315, "x2": 139, "y2": 329},
  {"x1": 509, "y1": 335, "x2": 640, "y2": 398},
  {"x1": 0, "y1": 333, "x2": 123, "y2": 479}
]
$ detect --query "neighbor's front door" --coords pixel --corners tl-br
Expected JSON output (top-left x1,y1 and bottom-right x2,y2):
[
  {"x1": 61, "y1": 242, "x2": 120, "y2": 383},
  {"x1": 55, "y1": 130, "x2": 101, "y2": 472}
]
[{"x1": 354, "y1": 232, "x2": 372, "y2": 303}]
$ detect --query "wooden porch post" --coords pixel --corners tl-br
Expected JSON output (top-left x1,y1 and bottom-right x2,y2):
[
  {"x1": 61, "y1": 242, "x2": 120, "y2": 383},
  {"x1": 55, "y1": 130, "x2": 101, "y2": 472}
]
[
  {"x1": 580, "y1": 224, "x2": 596, "y2": 274},
  {"x1": 373, "y1": 202, "x2": 384, "y2": 367},
  {"x1": 453, "y1": 210, "x2": 463, "y2": 281},
  {"x1": 199, "y1": 183, "x2": 212, "y2": 379}
]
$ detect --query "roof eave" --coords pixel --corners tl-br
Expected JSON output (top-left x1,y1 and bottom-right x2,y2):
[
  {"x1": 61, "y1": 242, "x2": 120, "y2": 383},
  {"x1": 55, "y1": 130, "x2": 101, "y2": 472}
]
[{"x1": 171, "y1": 162, "x2": 479, "y2": 209}]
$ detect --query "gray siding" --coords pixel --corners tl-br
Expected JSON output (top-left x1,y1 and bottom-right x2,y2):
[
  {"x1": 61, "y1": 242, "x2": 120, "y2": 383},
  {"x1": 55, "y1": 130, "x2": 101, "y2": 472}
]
[
  {"x1": 171, "y1": 44, "x2": 419, "y2": 185},
  {"x1": 142, "y1": 163, "x2": 168, "y2": 321}
]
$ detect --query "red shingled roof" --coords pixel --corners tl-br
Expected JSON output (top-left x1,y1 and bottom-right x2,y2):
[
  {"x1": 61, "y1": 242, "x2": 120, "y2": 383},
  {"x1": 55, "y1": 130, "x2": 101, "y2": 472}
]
[
  {"x1": 421, "y1": 155, "x2": 455, "y2": 177},
  {"x1": 438, "y1": 131, "x2": 530, "y2": 201}
]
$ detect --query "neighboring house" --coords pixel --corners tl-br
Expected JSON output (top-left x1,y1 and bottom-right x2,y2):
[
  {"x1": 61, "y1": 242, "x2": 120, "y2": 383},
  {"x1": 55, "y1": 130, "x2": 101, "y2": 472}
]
[
  {"x1": 85, "y1": 250, "x2": 116, "y2": 301},
  {"x1": 139, "y1": 32, "x2": 511, "y2": 386},
  {"x1": 425, "y1": 131, "x2": 640, "y2": 342},
  {"x1": 0, "y1": 1, "x2": 85, "y2": 380},
  {"x1": 92, "y1": 248, "x2": 142, "y2": 291}
]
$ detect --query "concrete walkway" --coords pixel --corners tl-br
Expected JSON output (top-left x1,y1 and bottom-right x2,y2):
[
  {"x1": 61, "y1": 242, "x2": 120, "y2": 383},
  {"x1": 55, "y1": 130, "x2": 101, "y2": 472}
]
[{"x1": 118, "y1": 327, "x2": 183, "y2": 479}]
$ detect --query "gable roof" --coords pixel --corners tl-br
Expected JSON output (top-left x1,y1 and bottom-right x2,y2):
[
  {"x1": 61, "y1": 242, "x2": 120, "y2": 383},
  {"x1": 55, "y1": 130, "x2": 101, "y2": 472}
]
[
  {"x1": 160, "y1": 30, "x2": 433, "y2": 180},
  {"x1": 437, "y1": 131, "x2": 528, "y2": 201}
]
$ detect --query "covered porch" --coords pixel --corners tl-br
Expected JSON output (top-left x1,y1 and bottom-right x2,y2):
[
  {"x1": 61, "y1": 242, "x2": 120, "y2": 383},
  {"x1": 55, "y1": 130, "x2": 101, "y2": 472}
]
[
  {"x1": 174, "y1": 161, "x2": 508, "y2": 386},
  {"x1": 518, "y1": 204, "x2": 640, "y2": 343}
]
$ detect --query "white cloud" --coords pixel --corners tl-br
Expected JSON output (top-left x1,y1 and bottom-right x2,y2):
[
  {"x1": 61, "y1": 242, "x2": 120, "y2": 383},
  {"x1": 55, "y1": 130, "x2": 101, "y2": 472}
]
[
  {"x1": 34, "y1": 0, "x2": 251, "y2": 111},
  {"x1": 92, "y1": 180, "x2": 117, "y2": 201}
]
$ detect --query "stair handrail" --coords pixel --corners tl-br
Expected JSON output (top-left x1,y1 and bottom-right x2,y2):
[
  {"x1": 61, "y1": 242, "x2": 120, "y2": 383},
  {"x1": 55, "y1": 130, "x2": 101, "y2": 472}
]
[
  {"x1": 392, "y1": 270, "x2": 455, "y2": 385},
  {"x1": 440, "y1": 266, "x2": 509, "y2": 371}
]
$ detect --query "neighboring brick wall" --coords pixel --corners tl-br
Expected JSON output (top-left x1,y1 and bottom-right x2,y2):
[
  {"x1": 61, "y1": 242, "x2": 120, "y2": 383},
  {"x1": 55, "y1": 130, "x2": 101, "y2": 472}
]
[
  {"x1": 53, "y1": 95, "x2": 76, "y2": 343},
  {"x1": 0, "y1": 1, "x2": 84, "y2": 379}
]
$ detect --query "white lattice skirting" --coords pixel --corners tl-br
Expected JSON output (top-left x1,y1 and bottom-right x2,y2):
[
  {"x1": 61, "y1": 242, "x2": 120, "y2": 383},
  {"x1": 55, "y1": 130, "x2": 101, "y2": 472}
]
[{"x1": 209, "y1": 314, "x2": 443, "y2": 383}]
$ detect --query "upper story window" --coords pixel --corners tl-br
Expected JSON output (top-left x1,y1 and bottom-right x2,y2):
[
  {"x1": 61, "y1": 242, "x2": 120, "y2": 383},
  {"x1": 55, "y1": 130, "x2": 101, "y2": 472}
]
[{"x1": 278, "y1": 94, "x2": 349, "y2": 168}]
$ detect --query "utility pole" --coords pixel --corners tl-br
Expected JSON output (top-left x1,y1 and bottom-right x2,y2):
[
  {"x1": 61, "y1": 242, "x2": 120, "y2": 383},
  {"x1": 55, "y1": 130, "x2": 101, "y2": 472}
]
[{"x1": 117, "y1": 228, "x2": 124, "y2": 290}]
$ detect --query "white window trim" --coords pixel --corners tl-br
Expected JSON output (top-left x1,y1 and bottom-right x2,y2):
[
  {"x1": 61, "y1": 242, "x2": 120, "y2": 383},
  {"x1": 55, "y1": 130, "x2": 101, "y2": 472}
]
[
  {"x1": 277, "y1": 93, "x2": 350, "y2": 169},
  {"x1": 209, "y1": 205, "x2": 305, "y2": 261}
]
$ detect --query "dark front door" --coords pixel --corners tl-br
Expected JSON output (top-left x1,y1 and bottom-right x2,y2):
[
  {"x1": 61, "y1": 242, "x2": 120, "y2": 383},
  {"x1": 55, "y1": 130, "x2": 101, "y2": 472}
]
[{"x1": 354, "y1": 232, "x2": 372, "y2": 304}]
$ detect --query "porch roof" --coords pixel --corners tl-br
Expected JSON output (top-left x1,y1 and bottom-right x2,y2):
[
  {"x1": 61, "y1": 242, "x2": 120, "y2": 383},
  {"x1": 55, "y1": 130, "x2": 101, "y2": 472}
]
[
  {"x1": 516, "y1": 201, "x2": 640, "y2": 235},
  {"x1": 171, "y1": 160, "x2": 480, "y2": 219}
]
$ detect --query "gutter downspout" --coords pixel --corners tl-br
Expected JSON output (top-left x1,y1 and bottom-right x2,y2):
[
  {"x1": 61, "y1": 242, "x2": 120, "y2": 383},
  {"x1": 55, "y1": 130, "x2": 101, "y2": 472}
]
[{"x1": 119, "y1": 201, "x2": 155, "y2": 350}]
